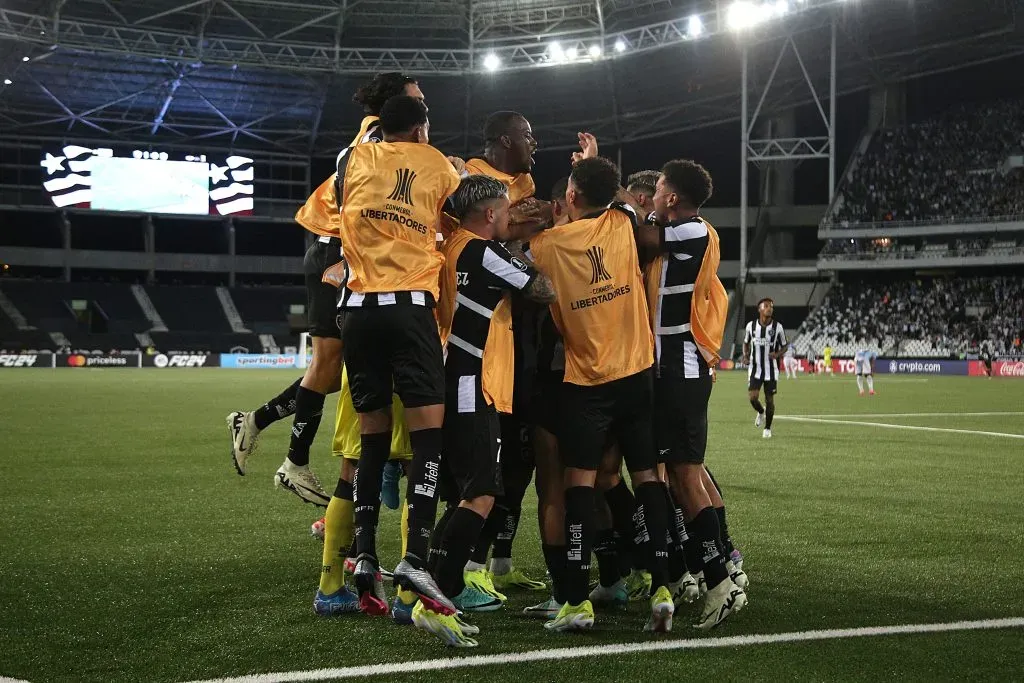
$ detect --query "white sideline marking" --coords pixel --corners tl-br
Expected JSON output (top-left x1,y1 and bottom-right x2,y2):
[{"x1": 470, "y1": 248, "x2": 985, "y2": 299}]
[
  {"x1": 777, "y1": 416, "x2": 1024, "y2": 440},
  {"x1": 0, "y1": 678, "x2": 33, "y2": 683},
  {"x1": 790, "y1": 411, "x2": 1024, "y2": 419},
  {"x1": 179, "y1": 618, "x2": 1024, "y2": 683}
]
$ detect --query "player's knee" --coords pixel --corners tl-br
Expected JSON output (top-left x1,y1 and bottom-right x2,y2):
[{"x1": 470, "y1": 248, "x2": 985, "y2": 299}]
[
  {"x1": 627, "y1": 468, "x2": 660, "y2": 487},
  {"x1": 359, "y1": 408, "x2": 392, "y2": 435},
  {"x1": 462, "y1": 495, "x2": 494, "y2": 517},
  {"x1": 595, "y1": 469, "x2": 621, "y2": 492}
]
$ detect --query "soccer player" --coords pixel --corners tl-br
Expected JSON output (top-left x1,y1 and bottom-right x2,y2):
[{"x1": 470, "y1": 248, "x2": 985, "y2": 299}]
[
  {"x1": 457, "y1": 111, "x2": 550, "y2": 594},
  {"x1": 226, "y1": 72, "x2": 424, "y2": 507},
  {"x1": 527, "y1": 157, "x2": 673, "y2": 633},
  {"x1": 424, "y1": 175, "x2": 556, "y2": 646},
  {"x1": 743, "y1": 298, "x2": 787, "y2": 439},
  {"x1": 634, "y1": 159, "x2": 747, "y2": 629},
  {"x1": 823, "y1": 343, "x2": 834, "y2": 376},
  {"x1": 854, "y1": 348, "x2": 877, "y2": 395},
  {"x1": 625, "y1": 170, "x2": 661, "y2": 217},
  {"x1": 334, "y1": 95, "x2": 461, "y2": 617},
  {"x1": 783, "y1": 343, "x2": 798, "y2": 379}
]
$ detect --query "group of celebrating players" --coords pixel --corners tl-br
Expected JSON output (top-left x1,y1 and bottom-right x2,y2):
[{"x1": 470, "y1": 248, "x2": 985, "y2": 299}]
[{"x1": 225, "y1": 72, "x2": 750, "y2": 647}]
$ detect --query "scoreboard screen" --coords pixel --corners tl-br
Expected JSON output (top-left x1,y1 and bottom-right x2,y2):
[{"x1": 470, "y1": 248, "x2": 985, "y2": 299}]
[{"x1": 40, "y1": 145, "x2": 255, "y2": 216}]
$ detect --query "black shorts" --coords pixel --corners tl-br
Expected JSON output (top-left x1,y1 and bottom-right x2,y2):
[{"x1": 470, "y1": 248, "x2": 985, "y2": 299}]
[
  {"x1": 341, "y1": 305, "x2": 444, "y2": 412},
  {"x1": 559, "y1": 368, "x2": 657, "y2": 472},
  {"x1": 303, "y1": 237, "x2": 343, "y2": 339},
  {"x1": 655, "y1": 373, "x2": 712, "y2": 465},
  {"x1": 442, "y1": 401, "x2": 503, "y2": 501},
  {"x1": 528, "y1": 371, "x2": 563, "y2": 437},
  {"x1": 748, "y1": 377, "x2": 778, "y2": 395}
]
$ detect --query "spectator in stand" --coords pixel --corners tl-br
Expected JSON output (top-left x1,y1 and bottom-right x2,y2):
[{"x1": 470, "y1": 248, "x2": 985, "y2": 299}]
[
  {"x1": 830, "y1": 98, "x2": 1024, "y2": 225},
  {"x1": 794, "y1": 276, "x2": 1024, "y2": 359}
]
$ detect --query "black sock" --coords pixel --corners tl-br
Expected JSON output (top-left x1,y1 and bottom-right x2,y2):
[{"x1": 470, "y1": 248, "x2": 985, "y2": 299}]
[
  {"x1": 690, "y1": 506, "x2": 729, "y2": 589},
  {"x1": 634, "y1": 482, "x2": 670, "y2": 593},
  {"x1": 436, "y1": 506, "x2": 487, "y2": 598},
  {"x1": 542, "y1": 543, "x2": 567, "y2": 604},
  {"x1": 750, "y1": 398, "x2": 765, "y2": 414},
  {"x1": 564, "y1": 486, "x2": 596, "y2": 605},
  {"x1": 334, "y1": 478, "x2": 354, "y2": 501},
  {"x1": 594, "y1": 528, "x2": 620, "y2": 588},
  {"x1": 715, "y1": 506, "x2": 735, "y2": 556},
  {"x1": 429, "y1": 504, "x2": 457, "y2": 575},
  {"x1": 286, "y1": 387, "x2": 325, "y2": 467},
  {"x1": 471, "y1": 503, "x2": 507, "y2": 564},
  {"x1": 353, "y1": 432, "x2": 390, "y2": 563},
  {"x1": 404, "y1": 428, "x2": 443, "y2": 567},
  {"x1": 253, "y1": 377, "x2": 301, "y2": 430},
  {"x1": 664, "y1": 488, "x2": 686, "y2": 583},
  {"x1": 492, "y1": 506, "x2": 521, "y2": 560},
  {"x1": 765, "y1": 400, "x2": 775, "y2": 429},
  {"x1": 604, "y1": 480, "x2": 642, "y2": 572}
]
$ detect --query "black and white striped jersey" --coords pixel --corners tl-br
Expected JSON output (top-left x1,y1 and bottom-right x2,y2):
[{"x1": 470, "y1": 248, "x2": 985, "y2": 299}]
[
  {"x1": 651, "y1": 215, "x2": 711, "y2": 378},
  {"x1": 447, "y1": 239, "x2": 536, "y2": 411},
  {"x1": 745, "y1": 319, "x2": 787, "y2": 381}
]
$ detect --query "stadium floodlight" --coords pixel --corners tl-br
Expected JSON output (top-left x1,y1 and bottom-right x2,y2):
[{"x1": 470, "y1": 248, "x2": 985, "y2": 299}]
[
  {"x1": 549, "y1": 41, "x2": 566, "y2": 62},
  {"x1": 483, "y1": 52, "x2": 501, "y2": 71},
  {"x1": 687, "y1": 14, "x2": 704, "y2": 38},
  {"x1": 566, "y1": 46, "x2": 579, "y2": 60},
  {"x1": 21, "y1": 56, "x2": 29, "y2": 62},
  {"x1": 588, "y1": 44, "x2": 602, "y2": 58},
  {"x1": 727, "y1": 1, "x2": 773, "y2": 30},
  {"x1": 614, "y1": 38, "x2": 627, "y2": 53},
  {"x1": 774, "y1": 0, "x2": 790, "y2": 16},
  {"x1": 3, "y1": 79, "x2": 11, "y2": 85}
]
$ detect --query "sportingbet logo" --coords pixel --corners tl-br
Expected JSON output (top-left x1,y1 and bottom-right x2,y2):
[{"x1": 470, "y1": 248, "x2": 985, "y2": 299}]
[
  {"x1": 153, "y1": 353, "x2": 209, "y2": 368},
  {"x1": 0, "y1": 354, "x2": 39, "y2": 367}
]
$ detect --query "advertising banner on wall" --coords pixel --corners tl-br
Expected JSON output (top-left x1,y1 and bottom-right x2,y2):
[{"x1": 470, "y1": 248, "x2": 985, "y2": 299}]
[
  {"x1": 56, "y1": 352, "x2": 142, "y2": 368},
  {"x1": 969, "y1": 359, "x2": 1024, "y2": 378},
  {"x1": 142, "y1": 353, "x2": 220, "y2": 368},
  {"x1": 219, "y1": 354, "x2": 298, "y2": 369},
  {"x1": 0, "y1": 353, "x2": 54, "y2": 368}
]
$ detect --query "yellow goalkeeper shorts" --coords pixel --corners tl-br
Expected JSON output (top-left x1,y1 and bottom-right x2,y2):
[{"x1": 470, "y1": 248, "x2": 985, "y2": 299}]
[{"x1": 333, "y1": 365, "x2": 413, "y2": 461}]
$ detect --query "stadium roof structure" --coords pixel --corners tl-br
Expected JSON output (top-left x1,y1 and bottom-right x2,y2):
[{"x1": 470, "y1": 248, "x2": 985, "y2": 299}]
[{"x1": 1, "y1": 0, "x2": 1023, "y2": 158}]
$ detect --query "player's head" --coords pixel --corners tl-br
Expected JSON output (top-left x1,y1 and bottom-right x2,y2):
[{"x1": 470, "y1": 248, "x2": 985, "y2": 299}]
[
  {"x1": 449, "y1": 174, "x2": 512, "y2": 241},
  {"x1": 484, "y1": 111, "x2": 537, "y2": 174},
  {"x1": 567, "y1": 157, "x2": 620, "y2": 220},
  {"x1": 654, "y1": 159, "x2": 713, "y2": 223},
  {"x1": 353, "y1": 73, "x2": 423, "y2": 115},
  {"x1": 379, "y1": 95, "x2": 430, "y2": 144},
  {"x1": 626, "y1": 170, "x2": 660, "y2": 215},
  {"x1": 757, "y1": 297, "x2": 774, "y2": 320},
  {"x1": 550, "y1": 176, "x2": 570, "y2": 226}
]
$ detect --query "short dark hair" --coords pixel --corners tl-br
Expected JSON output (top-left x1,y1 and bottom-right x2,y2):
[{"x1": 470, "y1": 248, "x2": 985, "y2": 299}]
[
  {"x1": 449, "y1": 175, "x2": 508, "y2": 221},
  {"x1": 484, "y1": 111, "x2": 526, "y2": 141},
  {"x1": 626, "y1": 170, "x2": 660, "y2": 195},
  {"x1": 660, "y1": 159, "x2": 713, "y2": 209},
  {"x1": 353, "y1": 73, "x2": 417, "y2": 115},
  {"x1": 379, "y1": 96, "x2": 428, "y2": 136},
  {"x1": 569, "y1": 157, "x2": 620, "y2": 208},
  {"x1": 550, "y1": 176, "x2": 569, "y2": 203}
]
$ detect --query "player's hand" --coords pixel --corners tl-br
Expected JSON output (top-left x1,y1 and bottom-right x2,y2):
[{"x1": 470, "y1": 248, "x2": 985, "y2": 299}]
[
  {"x1": 571, "y1": 132, "x2": 599, "y2": 165},
  {"x1": 511, "y1": 198, "x2": 551, "y2": 223},
  {"x1": 741, "y1": 356, "x2": 749, "y2": 366},
  {"x1": 447, "y1": 156, "x2": 467, "y2": 173}
]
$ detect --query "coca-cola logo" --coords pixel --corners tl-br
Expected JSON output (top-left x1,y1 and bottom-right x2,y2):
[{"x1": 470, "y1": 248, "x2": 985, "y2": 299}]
[{"x1": 998, "y1": 361, "x2": 1024, "y2": 377}]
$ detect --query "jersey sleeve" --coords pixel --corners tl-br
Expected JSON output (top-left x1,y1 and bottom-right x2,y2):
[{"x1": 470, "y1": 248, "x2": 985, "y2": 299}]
[
  {"x1": 609, "y1": 202, "x2": 639, "y2": 229},
  {"x1": 464, "y1": 239, "x2": 537, "y2": 293},
  {"x1": 660, "y1": 218, "x2": 709, "y2": 256},
  {"x1": 743, "y1": 322, "x2": 752, "y2": 345},
  {"x1": 775, "y1": 325, "x2": 787, "y2": 350},
  {"x1": 334, "y1": 146, "x2": 356, "y2": 210}
]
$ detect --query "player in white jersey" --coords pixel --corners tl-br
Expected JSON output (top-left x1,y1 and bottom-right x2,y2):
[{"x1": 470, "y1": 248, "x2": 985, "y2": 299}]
[
  {"x1": 742, "y1": 298, "x2": 786, "y2": 439},
  {"x1": 782, "y1": 344, "x2": 798, "y2": 379},
  {"x1": 854, "y1": 348, "x2": 877, "y2": 395}
]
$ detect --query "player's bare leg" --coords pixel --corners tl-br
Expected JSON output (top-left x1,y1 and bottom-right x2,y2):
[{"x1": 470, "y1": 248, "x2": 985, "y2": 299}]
[{"x1": 748, "y1": 387, "x2": 765, "y2": 428}]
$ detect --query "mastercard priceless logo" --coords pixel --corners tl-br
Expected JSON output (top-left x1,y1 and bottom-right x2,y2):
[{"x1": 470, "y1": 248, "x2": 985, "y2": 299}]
[{"x1": 67, "y1": 355, "x2": 87, "y2": 367}]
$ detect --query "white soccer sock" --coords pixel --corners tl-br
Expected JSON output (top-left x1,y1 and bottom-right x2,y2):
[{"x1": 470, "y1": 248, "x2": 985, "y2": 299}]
[
  {"x1": 856, "y1": 375, "x2": 864, "y2": 392},
  {"x1": 867, "y1": 375, "x2": 874, "y2": 392}
]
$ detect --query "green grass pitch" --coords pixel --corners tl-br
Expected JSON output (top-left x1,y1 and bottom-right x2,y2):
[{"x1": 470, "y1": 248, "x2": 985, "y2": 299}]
[{"x1": 1, "y1": 369, "x2": 1022, "y2": 682}]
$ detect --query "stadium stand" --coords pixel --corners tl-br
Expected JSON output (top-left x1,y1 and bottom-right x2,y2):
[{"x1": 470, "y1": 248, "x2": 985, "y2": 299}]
[
  {"x1": 794, "y1": 275, "x2": 1024, "y2": 359},
  {"x1": 229, "y1": 286, "x2": 305, "y2": 337},
  {"x1": 144, "y1": 285, "x2": 232, "y2": 333},
  {"x1": 830, "y1": 98, "x2": 1024, "y2": 225},
  {"x1": 821, "y1": 236, "x2": 1024, "y2": 261}
]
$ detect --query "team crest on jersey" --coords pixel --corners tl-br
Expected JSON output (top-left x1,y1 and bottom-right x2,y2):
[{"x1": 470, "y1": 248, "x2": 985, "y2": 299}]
[
  {"x1": 510, "y1": 257, "x2": 528, "y2": 272},
  {"x1": 387, "y1": 168, "x2": 416, "y2": 206},
  {"x1": 586, "y1": 245, "x2": 612, "y2": 285}
]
